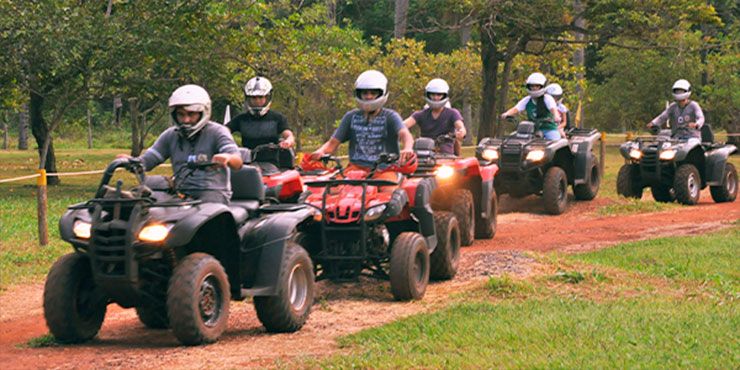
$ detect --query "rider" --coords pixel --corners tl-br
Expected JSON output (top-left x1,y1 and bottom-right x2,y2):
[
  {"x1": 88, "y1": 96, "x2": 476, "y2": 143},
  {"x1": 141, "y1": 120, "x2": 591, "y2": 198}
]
[
  {"x1": 119, "y1": 84, "x2": 243, "y2": 204},
  {"x1": 309, "y1": 69, "x2": 415, "y2": 188},
  {"x1": 403, "y1": 78, "x2": 466, "y2": 155},
  {"x1": 226, "y1": 76, "x2": 295, "y2": 150},
  {"x1": 546, "y1": 83, "x2": 571, "y2": 136},
  {"x1": 647, "y1": 79, "x2": 705, "y2": 143},
  {"x1": 500, "y1": 72, "x2": 562, "y2": 140}
]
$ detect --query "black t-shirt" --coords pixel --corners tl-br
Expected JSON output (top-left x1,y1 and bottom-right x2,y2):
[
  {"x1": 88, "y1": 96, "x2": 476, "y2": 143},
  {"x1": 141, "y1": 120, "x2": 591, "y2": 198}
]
[{"x1": 226, "y1": 110, "x2": 290, "y2": 149}]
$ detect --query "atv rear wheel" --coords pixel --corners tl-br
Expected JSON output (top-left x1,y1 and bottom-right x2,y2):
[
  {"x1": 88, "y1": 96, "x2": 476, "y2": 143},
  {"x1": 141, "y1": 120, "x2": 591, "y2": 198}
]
[
  {"x1": 474, "y1": 190, "x2": 498, "y2": 239},
  {"x1": 543, "y1": 166, "x2": 568, "y2": 215},
  {"x1": 43, "y1": 253, "x2": 107, "y2": 343},
  {"x1": 651, "y1": 185, "x2": 675, "y2": 203},
  {"x1": 616, "y1": 164, "x2": 643, "y2": 199},
  {"x1": 574, "y1": 158, "x2": 601, "y2": 200},
  {"x1": 389, "y1": 232, "x2": 430, "y2": 301},
  {"x1": 254, "y1": 242, "x2": 315, "y2": 332},
  {"x1": 430, "y1": 212, "x2": 461, "y2": 280},
  {"x1": 449, "y1": 189, "x2": 475, "y2": 246},
  {"x1": 674, "y1": 164, "x2": 701, "y2": 205},
  {"x1": 710, "y1": 163, "x2": 737, "y2": 203},
  {"x1": 167, "y1": 253, "x2": 230, "y2": 345}
]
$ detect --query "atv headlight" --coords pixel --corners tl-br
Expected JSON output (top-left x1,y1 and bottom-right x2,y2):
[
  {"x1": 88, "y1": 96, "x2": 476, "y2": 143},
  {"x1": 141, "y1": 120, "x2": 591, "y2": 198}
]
[
  {"x1": 526, "y1": 149, "x2": 546, "y2": 162},
  {"x1": 481, "y1": 148, "x2": 499, "y2": 161},
  {"x1": 364, "y1": 204, "x2": 387, "y2": 222},
  {"x1": 436, "y1": 165, "x2": 455, "y2": 180},
  {"x1": 659, "y1": 149, "x2": 676, "y2": 160},
  {"x1": 73, "y1": 220, "x2": 91, "y2": 239},
  {"x1": 138, "y1": 223, "x2": 174, "y2": 243},
  {"x1": 629, "y1": 148, "x2": 642, "y2": 160}
]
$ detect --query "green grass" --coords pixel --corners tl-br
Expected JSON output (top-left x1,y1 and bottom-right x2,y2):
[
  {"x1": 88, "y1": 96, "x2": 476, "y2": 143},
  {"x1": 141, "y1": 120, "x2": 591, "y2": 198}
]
[
  {"x1": 322, "y1": 298, "x2": 737, "y2": 369},
  {"x1": 309, "y1": 228, "x2": 739, "y2": 368},
  {"x1": 571, "y1": 226, "x2": 740, "y2": 293},
  {"x1": 597, "y1": 197, "x2": 679, "y2": 216}
]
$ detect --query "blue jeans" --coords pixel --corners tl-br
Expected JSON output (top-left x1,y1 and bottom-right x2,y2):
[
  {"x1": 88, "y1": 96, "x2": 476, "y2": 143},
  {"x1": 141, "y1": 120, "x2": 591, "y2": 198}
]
[{"x1": 541, "y1": 129, "x2": 561, "y2": 140}]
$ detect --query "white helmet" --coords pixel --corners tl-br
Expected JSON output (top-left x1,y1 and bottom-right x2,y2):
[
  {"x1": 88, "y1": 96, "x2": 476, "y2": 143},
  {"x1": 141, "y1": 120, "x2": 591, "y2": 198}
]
[
  {"x1": 354, "y1": 70, "x2": 388, "y2": 112},
  {"x1": 672, "y1": 79, "x2": 691, "y2": 101},
  {"x1": 424, "y1": 78, "x2": 450, "y2": 109},
  {"x1": 545, "y1": 83, "x2": 563, "y2": 101},
  {"x1": 244, "y1": 76, "x2": 273, "y2": 116},
  {"x1": 168, "y1": 84, "x2": 211, "y2": 139},
  {"x1": 525, "y1": 72, "x2": 548, "y2": 98}
]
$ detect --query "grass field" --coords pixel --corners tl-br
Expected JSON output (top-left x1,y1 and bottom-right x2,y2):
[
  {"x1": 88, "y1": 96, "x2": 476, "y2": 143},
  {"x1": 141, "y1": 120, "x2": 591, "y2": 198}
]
[{"x1": 312, "y1": 227, "x2": 739, "y2": 368}]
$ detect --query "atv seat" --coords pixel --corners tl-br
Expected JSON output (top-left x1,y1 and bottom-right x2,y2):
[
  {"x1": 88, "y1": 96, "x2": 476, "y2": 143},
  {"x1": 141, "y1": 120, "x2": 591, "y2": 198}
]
[
  {"x1": 230, "y1": 165, "x2": 265, "y2": 220},
  {"x1": 701, "y1": 124, "x2": 714, "y2": 144},
  {"x1": 414, "y1": 138, "x2": 436, "y2": 169},
  {"x1": 515, "y1": 121, "x2": 535, "y2": 138}
]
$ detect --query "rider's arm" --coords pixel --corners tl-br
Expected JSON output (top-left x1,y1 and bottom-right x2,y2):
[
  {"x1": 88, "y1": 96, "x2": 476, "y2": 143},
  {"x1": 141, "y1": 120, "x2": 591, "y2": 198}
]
[
  {"x1": 398, "y1": 127, "x2": 414, "y2": 152},
  {"x1": 313, "y1": 137, "x2": 341, "y2": 159},
  {"x1": 650, "y1": 107, "x2": 670, "y2": 127},
  {"x1": 451, "y1": 108, "x2": 466, "y2": 140},
  {"x1": 281, "y1": 129, "x2": 295, "y2": 147},
  {"x1": 403, "y1": 115, "x2": 417, "y2": 129},
  {"x1": 502, "y1": 97, "x2": 529, "y2": 118},
  {"x1": 214, "y1": 125, "x2": 243, "y2": 170},
  {"x1": 138, "y1": 129, "x2": 173, "y2": 171},
  {"x1": 692, "y1": 102, "x2": 705, "y2": 128},
  {"x1": 544, "y1": 95, "x2": 562, "y2": 125}
]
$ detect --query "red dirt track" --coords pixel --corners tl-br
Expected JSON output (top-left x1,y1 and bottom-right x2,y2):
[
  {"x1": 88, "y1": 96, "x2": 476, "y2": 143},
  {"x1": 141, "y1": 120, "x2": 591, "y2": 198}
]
[{"x1": 1, "y1": 190, "x2": 737, "y2": 369}]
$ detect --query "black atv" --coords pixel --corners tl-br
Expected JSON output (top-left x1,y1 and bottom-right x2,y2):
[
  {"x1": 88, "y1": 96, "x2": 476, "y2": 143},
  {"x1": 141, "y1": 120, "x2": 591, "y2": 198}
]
[
  {"x1": 477, "y1": 120, "x2": 602, "y2": 214},
  {"x1": 44, "y1": 157, "x2": 315, "y2": 345},
  {"x1": 617, "y1": 125, "x2": 737, "y2": 204}
]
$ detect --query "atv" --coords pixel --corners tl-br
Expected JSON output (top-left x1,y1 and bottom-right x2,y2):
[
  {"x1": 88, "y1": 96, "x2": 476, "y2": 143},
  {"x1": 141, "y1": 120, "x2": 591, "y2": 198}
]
[
  {"x1": 248, "y1": 142, "x2": 305, "y2": 203},
  {"x1": 412, "y1": 134, "x2": 499, "y2": 246},
  {"x1": 299, "y1": 153, "x2": 461, "y2": 301},
  {"x1": 617, "y1": 125, "x2": 737, "y2": 204},
  {"x1": 44, "y1": 156, "x2": 315, "y2": 345},
  {"x1": 477, "y1": 120, "x2": 602, "y2": 214}
]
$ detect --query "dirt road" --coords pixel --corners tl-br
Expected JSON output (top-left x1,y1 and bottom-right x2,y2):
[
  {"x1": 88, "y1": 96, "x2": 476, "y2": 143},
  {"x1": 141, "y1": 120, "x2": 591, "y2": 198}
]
[{"x1": 1, "y1": 191, "x2": 737, "y2": 369}]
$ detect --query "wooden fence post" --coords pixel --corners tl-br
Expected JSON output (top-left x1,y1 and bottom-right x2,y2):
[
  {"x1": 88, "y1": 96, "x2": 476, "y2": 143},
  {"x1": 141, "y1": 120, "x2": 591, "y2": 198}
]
[
  {"x1": 37, "y1": 169, "x2": 49, "y2": 246},
  {"x1": 599, "y1": 132, "x2": 606, "y2": 176}
]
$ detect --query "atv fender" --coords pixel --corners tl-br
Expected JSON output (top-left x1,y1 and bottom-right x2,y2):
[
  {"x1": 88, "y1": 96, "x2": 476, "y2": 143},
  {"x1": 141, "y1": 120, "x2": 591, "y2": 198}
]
[
  {"x1": 412, "y1": 177, "x2": 437, "y2": 251},
  {"x1": 570, "y1": 131, "x2": 600, "y2": 185},
  {"x1": 241, "y1": 208, "x2": 314, "y2": 297},
  {"x1": 165, "y1": 203, "x2": 242, "y2": 248},
  {"x1": 479, "y1": 178, "x2": 495, "y2": 220},
  {"x1": 674, "y1": 141, "x2": 703, "y2": 162},
  {"x1": 705, "y1": 145, "x2": 738, "y2": 186}
]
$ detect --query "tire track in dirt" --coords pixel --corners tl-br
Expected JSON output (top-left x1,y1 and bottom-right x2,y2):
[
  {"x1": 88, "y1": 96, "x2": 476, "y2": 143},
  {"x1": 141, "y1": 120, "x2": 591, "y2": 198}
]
[{"x1": 0, "y1": 192, "x2": 737, "y2": 369}]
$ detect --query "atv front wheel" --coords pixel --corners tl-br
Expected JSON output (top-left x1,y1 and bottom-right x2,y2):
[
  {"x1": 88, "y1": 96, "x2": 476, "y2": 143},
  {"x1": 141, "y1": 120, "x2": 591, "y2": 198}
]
[
  {"x1": 574, "y1": 158, "x2": 601, "y2": 200},
  {"x1": 674, "y1": 164, "x2": 701, "y2": 205},
  {"x1": 543, "y1": 166, "x2": 568, "y2": 215},
  {"x1": 710, "y1": 163, "x2": 737, "y2": 203},
  {"x1": 474, "y1": 190, "x2": 498, "y2": 239},
  {"x1": 651, "y1": 185, "x2": 675, "y2": 203},
  {"x1": 616, "y1": 164, "x2": 643, "y2": 199},
  {"x1": 390, "y1": 232, "x2": 430, "y2": 301},
  {"x1": 450, "y1": 189, "x2": 475, "y2": 246},
  {"x1": 167, "y1": 253, "x2": 230, "y2": 345},
  {"x1": 43, "y1": 253, "x2": 107, "y2": 343},
  {"x1": 254, "y1": 242, "x2": 315, "y2": 333},
  {"x1": 430, "y1": 212, "x2": 461, "y2": 280}
]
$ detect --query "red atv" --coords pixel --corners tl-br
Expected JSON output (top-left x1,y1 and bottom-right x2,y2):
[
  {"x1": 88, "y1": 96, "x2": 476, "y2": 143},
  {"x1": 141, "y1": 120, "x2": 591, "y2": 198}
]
[
  {"x1": 413, "y1": 134, "x2": 500, "y2": 246},
  {"x1": 248, "y1": 143, "x2": 305, "y2": 203},
  {"x1": 298, "y1": 153, "x2": 461, "y2": 301}
]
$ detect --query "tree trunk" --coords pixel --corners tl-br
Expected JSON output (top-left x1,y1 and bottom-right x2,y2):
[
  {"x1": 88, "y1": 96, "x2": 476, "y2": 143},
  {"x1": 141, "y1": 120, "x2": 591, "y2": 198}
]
[
  {"x1": 2, "y1": 115, "x2": 8, "y2": 150},
  {"x1": 18, "y1": 104, "x2": 29, "y2": 150},
  {"x1": 572, "y1": 0, "x2": 585, "y2": 127},
  {"x1": 393, "y1": 0, "x2": 409, "y2": 39},
  {"x1": 478, "y1": 29, "x2": 500, "y2": 141},
  {"x1": 129, "y1": 98, "x2": 142, "y2": 156},
  {"x1": 326, "y1": 0, "x2": 337, "y2": 26},
  {"x1": 495, "y1": 55, "x2": 514, "y2": 137},
  {"x1": 460, "y1": 22, "x2": 474, "y2": 145},
  {"x1": 29, "y1": 91, "x2": 60, "y2": 185},
  {"x1": 87, "y1": 101, "x2": 93, "y2": 149}
]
